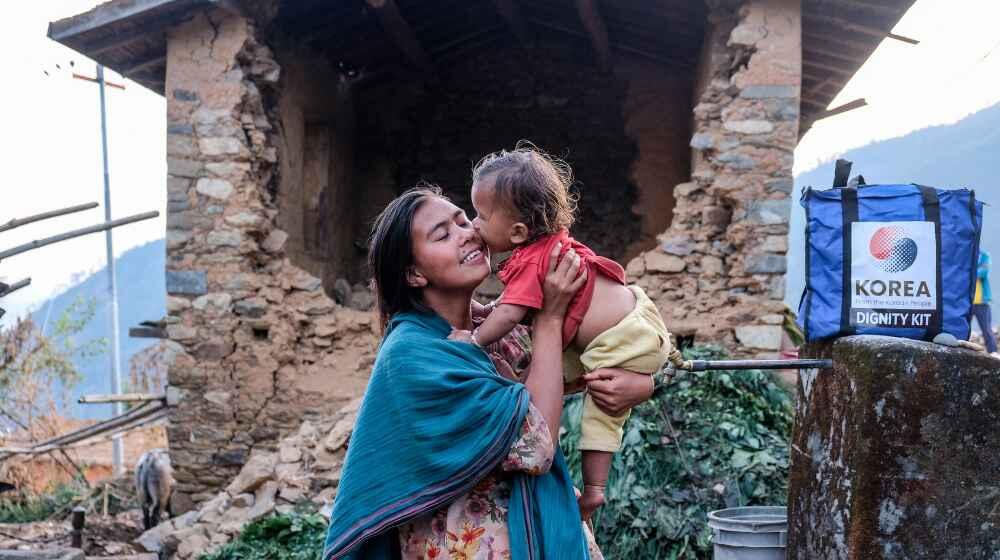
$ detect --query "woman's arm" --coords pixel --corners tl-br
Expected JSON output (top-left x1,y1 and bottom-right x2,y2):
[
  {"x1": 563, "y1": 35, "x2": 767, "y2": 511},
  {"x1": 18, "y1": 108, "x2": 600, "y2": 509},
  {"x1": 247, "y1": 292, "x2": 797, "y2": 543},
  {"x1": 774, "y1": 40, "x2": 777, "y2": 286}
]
[{"x1": 525, "y1": 242, "x2": 586, "y2": 442}]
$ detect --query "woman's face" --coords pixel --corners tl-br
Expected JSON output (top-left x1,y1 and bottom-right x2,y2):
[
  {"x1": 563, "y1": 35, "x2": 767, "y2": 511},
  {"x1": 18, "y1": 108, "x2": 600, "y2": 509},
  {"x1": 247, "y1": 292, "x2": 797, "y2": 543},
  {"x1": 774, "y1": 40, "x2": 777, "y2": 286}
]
[{"x1": 409, "y1": 196, "x2": 490, "y2": 292}]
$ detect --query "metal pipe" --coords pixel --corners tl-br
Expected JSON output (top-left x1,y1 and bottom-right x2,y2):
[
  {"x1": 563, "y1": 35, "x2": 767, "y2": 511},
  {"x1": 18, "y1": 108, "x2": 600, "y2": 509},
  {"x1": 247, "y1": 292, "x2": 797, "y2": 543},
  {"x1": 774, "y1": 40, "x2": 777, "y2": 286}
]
[
  {"x1": 0, "y1": 210, "x2": 159, "y2": 261},
  {"x1": 0, "y1": 202, "x2": 98, "y2": 234},
  {"x1": 677, "y1": 358, "x2": 833, "y2": 371}
]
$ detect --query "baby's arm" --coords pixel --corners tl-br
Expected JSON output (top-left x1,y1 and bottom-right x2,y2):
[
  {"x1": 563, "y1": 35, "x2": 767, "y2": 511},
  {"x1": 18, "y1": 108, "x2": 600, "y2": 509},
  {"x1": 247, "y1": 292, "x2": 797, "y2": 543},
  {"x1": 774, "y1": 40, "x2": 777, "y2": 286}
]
[{"x1": 472, "y1": 303, "x2": 529, "y2": 347}]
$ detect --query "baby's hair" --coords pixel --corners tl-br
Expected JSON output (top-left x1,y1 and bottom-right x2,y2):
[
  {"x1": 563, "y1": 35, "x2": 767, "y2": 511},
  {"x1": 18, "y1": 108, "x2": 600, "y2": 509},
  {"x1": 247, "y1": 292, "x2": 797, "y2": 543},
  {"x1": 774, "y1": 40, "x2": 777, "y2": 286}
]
[{"x1": 471, "y1": 141, "x2": 578, "y2": 239}]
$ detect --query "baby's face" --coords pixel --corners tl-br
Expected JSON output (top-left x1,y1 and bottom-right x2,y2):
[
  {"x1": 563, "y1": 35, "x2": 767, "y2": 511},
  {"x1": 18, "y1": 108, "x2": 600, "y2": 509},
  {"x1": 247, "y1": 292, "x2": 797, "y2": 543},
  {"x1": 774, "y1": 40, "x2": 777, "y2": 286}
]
[{"x1": 471, "y1": 178, "x2": 521, "y2": 253}]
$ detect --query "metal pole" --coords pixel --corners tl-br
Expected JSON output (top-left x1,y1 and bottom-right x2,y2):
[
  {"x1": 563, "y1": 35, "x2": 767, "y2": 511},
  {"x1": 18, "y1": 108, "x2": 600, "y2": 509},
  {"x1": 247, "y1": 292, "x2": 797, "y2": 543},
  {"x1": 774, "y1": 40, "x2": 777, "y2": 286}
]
[
  {"x1": 679, "y1": 358, "x2": 834, "y2": 371},
  {"x1": 97, "y1": 64, "x2": 124, "y2": 477}
]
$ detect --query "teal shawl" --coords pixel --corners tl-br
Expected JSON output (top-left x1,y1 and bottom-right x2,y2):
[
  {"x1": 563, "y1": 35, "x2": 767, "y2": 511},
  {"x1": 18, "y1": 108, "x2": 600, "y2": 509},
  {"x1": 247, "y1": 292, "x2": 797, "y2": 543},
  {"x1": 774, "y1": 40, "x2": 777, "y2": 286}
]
[{"x1": 322, "y1": 311, "x2": 588, "y2": 560}]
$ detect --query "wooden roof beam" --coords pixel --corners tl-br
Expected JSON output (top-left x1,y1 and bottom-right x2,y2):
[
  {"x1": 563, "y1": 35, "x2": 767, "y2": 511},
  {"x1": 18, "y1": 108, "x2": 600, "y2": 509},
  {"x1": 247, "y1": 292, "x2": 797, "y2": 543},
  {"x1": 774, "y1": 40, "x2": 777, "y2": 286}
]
[
  {"x1": 804, "y1": 47, "x2": 866, "y2": 68},
  {"x1": 365, "y1": 0, "x2": 434, "y2": 75},
  {"x1": 122, "y1": 52, "x2": 166, "y2": 77},
  {"x1": 802, "y1": 59, "x2": 853, "y2": 77},
  {"x1": 804, "y1": 13, "x2": 919, "y2": 45},
  {"x1": 576, "y1": 0, "x2": 612, "y2": 73},
  {"x1": 530, "y1": 18, "x2": 691, "y2": 70},
  {"x1": 493, "y1": 0, "x2": 532, "y2": 45}
]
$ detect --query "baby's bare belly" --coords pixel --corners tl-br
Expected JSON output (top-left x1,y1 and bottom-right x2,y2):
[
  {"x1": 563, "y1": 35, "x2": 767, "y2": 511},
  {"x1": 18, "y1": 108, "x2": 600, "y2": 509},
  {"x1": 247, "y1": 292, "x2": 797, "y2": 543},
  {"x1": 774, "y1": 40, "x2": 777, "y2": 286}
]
[{"x1": 572, "y1": 274, "x2": 636, "y2": 351}]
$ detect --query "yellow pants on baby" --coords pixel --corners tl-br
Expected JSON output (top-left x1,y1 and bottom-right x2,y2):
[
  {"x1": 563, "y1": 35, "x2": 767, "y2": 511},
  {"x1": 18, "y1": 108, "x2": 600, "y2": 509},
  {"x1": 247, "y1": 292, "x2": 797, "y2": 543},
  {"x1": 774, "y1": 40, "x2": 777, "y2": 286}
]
[{"x1": 563, "y1": 285, "x2": 670, "y2": 452}]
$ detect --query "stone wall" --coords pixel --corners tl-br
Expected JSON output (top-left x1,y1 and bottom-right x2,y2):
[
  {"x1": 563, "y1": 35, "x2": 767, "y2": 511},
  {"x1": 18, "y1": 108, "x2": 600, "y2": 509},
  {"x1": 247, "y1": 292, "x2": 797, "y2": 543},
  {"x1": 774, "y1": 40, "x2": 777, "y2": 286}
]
[
  {"x1": 162, "y1": 9, "x2": 379, "y2": 512},
  {"x1": 790, "y1": 336, "x2": 1000, "y2": 558},
  {"x1": 627, "y1": 0, "x2": 801, "y2": 355},
  {"x1": 158, "y1": 0, "x2": 803, "y2": 507}
]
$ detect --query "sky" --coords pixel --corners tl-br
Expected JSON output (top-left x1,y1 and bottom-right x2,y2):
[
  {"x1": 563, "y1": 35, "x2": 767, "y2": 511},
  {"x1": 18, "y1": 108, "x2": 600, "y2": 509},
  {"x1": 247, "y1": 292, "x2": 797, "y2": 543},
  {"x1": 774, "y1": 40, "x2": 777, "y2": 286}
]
[
  {"x1": 0, "y1": 1, "x2": 166, "y2": 326},
  {"x1": 795, "y1": 0, "x2": 1000, "y2": 172},
  {"x1": 1, "y1": 0, "x2": 999, "y2": 326}
]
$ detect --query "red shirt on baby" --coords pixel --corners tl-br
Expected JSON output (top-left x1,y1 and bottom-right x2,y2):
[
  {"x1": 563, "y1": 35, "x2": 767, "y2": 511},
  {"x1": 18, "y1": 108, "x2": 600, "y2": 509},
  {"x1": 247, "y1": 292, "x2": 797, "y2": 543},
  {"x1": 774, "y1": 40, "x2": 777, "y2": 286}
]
[{"x1": 497, "y1": 229, "x2": 626, "y2": 348}]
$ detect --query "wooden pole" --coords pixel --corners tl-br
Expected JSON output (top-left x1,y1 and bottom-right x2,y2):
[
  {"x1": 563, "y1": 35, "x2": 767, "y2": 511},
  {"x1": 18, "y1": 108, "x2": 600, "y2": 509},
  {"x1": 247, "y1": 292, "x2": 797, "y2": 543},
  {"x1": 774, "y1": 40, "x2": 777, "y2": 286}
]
[
  {"x1": 71, "y1": 507, "x2": 85, "y2": 548},
  {"x1": 493, "y1": 0, "x2": 531, "y2": 45},
  {"x1": 79, "y1": 392, "x2": 165, "y2": 404},
  {"x1": 0, "y1": 278, "x2": 31, "y2": 298},
  {"x1": 0, "y1": 210, "x2": 159, "y2": 262},
  {"x1": 576, "y1": 0, "x2": 612, "y2": 72},
  {"x1": 365, "y1": 0, "x2": 435, "y2": 75},
  {"x1": 0, "y1": 202, "x2": 98, "y2": 234}
]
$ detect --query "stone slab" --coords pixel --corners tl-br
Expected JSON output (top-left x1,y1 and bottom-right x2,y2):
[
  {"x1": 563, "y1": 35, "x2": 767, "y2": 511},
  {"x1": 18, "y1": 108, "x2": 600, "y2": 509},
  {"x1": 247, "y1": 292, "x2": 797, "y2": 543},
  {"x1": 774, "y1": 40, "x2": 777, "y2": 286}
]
[
  {"x1": 790, "y1": 335, "x2": 1000, "y2": 558},
  {"x1": 166, "y1": 270, "x2": 208, "y2": 296}
]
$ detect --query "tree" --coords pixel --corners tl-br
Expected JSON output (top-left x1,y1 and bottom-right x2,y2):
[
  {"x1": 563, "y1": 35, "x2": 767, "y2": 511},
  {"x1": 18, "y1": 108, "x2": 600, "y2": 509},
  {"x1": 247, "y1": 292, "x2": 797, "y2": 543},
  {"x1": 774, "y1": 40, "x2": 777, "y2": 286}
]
[{"x1": 0, "y1": 297, "x2": 105, "y2": 487}]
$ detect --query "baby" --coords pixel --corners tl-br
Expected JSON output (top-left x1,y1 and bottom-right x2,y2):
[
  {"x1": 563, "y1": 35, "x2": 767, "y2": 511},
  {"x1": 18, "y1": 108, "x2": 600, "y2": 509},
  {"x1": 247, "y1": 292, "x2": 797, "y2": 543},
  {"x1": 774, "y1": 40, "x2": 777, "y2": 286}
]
[{"x1": 449, "y1": 144, "x2": 673, "y2": 519}]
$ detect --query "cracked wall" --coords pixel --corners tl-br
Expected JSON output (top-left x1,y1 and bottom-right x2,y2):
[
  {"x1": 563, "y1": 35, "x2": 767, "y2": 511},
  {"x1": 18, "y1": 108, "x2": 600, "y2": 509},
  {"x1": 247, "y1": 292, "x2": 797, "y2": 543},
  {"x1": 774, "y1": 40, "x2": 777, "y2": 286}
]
[
  {"x1": 159, "y1": 0, "x2": 802, "y2": 506},
  {"x1": 162, "y1": 9, "x2": 378, "y2": 513},
  {"x1": 627, "y1": 0, "x2": 801, "y2": 356}
]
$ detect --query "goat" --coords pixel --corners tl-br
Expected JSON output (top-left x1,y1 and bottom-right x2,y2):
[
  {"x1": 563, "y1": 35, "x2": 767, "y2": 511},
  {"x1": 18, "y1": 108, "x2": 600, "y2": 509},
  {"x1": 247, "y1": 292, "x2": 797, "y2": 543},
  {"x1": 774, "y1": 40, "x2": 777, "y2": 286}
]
[{"x1": 135, "y1": 448, "x2": 174, "y2": 530}]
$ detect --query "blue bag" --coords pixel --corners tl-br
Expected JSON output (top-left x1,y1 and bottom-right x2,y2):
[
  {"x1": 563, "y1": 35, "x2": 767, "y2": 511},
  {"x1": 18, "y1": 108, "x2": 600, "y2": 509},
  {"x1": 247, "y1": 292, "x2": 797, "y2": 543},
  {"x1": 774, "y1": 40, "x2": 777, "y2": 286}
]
[{"x1": 798, "y1": 160, "x2": 983, "y2": 342}]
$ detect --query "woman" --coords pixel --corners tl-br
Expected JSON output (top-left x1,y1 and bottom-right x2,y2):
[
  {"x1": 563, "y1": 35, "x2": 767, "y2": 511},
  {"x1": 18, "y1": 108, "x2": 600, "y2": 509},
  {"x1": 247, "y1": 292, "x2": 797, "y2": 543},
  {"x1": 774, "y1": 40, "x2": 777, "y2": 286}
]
[{"x1": 323, "y1": 187, "x2": 653, "y2": 560}]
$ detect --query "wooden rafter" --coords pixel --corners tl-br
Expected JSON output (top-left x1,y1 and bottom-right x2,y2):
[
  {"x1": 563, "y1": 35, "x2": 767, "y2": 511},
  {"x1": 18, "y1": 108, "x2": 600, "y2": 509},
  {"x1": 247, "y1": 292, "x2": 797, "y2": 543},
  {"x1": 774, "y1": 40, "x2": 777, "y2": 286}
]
[
  {"x1": 815, "y1": 97, "x2": 868, "y2": 121},
  {"x1": 530, "y1": 18, "x2": 691, "y2": 70},
  {"x1": 804, "y1": 76, "x2": 835, "y2": 99},
  {"x1": 365, "y1": 0, "x2": 434, "y2": 75},
  {"x1": 804, "y1": 13, "x2": 918, "y2": 45},
  {"x1": 122, "y1": 52, "x2": 166, "y2": 76},
  {"x1": 802, "y1": 58, "x2": 854, "y2": 77},
  {"x1": 822, "y1": 0, "x2": 906, "y2": 18},
  {"x1": 576, "y1": 0, "x2": 612, "y2": 72},
  {"x1": 493, "y1": 0, "x2": 531, "y2": 45}
]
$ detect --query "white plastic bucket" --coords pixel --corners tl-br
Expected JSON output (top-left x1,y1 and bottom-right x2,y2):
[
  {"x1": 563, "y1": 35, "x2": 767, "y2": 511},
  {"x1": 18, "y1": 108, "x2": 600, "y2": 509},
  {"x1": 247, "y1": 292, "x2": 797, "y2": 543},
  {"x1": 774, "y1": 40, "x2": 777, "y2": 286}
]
[{"x1": 707, "y1": 506, "x2": 787, "y2": 560}]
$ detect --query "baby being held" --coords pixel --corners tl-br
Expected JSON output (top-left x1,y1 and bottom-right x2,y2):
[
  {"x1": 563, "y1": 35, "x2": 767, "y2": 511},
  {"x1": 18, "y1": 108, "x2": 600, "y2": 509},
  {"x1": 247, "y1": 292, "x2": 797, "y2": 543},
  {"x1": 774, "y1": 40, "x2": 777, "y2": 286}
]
[{"x1": 449, "y1": 143, "x2": 674, "y2": 520}]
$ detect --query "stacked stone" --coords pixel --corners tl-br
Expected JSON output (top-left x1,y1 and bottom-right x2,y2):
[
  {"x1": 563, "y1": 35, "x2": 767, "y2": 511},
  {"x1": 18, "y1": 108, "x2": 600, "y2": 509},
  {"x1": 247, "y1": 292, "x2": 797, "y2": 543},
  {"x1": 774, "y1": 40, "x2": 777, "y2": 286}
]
[
  {"x1": 627, "y1": 0, "x2": 800, "y2": 356},
  {"x1": 136, "y1": 398, "x2": 360, "y2": 558},
  {"x1": 162, "y1": 10, "x2": 378, "y2": 512}
]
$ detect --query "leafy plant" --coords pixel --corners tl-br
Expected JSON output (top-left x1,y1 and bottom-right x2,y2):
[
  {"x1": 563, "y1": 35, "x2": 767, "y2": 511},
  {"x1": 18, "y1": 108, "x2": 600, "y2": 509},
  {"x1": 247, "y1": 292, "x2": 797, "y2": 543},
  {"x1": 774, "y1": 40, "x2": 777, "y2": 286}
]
[
  {"x1": 199, "y1": 510, "x2": 327, "y2": 560},
  {"x1": 560, "y1": 345, "x2": 794, "y2": 559},
  {"x1": 0, "y1": 480, "x2": 86, "y2": 523}
]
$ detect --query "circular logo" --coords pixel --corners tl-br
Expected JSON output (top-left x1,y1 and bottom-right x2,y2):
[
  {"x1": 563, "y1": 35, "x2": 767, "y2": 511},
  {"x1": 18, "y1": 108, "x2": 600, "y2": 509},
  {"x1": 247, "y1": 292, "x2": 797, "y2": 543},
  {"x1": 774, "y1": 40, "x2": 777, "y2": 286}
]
[{"x1": 869, "y1": 226, "x2": 918, "y2": 273}]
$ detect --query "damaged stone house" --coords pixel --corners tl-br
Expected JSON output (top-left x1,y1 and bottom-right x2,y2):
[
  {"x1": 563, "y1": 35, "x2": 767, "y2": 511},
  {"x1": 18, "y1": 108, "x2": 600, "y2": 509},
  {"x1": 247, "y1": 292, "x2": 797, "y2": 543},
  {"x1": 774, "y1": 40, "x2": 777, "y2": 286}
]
[{"x1": 49, "y1": 0, "x2": 913, "y2": 512}]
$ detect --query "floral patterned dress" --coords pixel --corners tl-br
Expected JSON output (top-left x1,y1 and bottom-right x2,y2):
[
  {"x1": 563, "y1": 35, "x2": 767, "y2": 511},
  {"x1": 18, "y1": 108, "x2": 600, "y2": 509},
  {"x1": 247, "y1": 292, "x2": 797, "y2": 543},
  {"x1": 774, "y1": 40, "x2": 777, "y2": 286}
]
[{"x1": 396, "y1": 324, "x2": 604, "y2": 560}]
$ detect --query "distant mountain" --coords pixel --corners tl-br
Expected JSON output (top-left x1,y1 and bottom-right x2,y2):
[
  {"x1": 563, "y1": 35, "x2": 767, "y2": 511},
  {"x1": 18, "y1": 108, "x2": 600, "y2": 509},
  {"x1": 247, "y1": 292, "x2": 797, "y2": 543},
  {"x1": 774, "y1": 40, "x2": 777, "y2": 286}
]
[
  {"x1": 31, "y1": 239, "x2": 166, "y2": 420},
  {"x1": 787, "y1": 101, "x2": 1000, "y2": 329}
]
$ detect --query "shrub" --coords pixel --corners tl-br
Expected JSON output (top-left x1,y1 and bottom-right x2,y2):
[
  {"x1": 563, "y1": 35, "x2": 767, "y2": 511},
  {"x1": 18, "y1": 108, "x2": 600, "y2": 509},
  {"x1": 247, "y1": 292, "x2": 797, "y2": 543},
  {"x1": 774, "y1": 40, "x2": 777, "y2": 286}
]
[
  {"x1": 560, "y1": 345, "x2": 794, "y2": 559},
  {"x1": 199, "y1": 510, "x2": 327, "y2": 560},
  {"x1": 0, "y1": 481, "x2": 86, "y2": 523}
]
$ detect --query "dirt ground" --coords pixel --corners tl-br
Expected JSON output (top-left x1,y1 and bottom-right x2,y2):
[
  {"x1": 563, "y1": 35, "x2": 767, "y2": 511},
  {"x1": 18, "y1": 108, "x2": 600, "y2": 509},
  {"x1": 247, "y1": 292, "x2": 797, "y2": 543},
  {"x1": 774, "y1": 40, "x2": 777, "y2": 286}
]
[
  {"x1": 0, "y1": 508, "x2": 147, "y2": 556},
  {"x1": 0, "y1": 421, "x2": 168, "y2": 556}
]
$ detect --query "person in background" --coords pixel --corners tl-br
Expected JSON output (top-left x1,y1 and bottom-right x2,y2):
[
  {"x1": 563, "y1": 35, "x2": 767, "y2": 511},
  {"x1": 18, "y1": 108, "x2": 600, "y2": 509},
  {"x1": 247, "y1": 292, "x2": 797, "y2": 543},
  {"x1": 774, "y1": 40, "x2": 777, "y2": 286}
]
[{"x1": 973, "y1": 250, "x2": 997, "y2": 354}]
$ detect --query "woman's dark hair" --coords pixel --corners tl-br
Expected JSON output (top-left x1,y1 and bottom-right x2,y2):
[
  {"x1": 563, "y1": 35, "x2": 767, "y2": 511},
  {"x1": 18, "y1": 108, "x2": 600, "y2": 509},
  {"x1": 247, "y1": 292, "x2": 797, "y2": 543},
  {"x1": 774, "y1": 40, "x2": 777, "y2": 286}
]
[
  {"x1": 471, "y1": 140, "x2": 577, "y2": 240},
  {"x1": 368, "y1": 185, "x2": 444, "y2": 330}
]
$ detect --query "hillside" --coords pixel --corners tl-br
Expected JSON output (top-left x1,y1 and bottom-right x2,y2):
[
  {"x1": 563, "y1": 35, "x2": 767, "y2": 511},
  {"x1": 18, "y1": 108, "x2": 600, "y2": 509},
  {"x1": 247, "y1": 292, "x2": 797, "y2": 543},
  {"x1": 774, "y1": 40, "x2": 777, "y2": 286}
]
[
  {"x1": 788, "y1": 101, "x2": 1000, "y2": 327},
  {"x1": 30, "y1": 239, "x2": 166, "y2": 420}
]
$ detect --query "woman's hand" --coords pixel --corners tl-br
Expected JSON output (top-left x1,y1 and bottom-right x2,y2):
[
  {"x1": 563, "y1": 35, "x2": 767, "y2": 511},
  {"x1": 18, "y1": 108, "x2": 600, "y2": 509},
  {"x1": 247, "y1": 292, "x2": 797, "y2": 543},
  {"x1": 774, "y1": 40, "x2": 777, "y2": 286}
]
[
  {"x1": 538, "y1": 243, "x2": 587, "y2": 322},
  {"x1": 582, "y1": 368, "x2": 654, "y2": 417}
]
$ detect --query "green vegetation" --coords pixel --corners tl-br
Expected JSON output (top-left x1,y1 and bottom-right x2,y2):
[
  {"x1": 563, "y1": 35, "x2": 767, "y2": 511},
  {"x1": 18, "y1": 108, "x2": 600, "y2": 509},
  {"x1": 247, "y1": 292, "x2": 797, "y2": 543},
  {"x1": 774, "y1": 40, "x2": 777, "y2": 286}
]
[
  {"x1": 0, "y1": 481, "x2": 86, "y2": 523},
  {"x1": 199, "y1": 346, "x2": 792, "y2": 560},
  {"x1": 199, "y1": 510, "x2": 328, "y2": 560},
  {"x1": 560, "y1": 345, "x2": 794, "y2": 559}
]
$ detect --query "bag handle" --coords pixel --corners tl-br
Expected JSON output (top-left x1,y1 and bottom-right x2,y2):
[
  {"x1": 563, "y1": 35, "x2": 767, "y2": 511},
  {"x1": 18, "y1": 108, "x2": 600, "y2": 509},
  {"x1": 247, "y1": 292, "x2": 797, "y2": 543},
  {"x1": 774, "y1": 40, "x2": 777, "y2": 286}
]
[
  {"x1": 833, "y1": 159, "x2": 852, "y2": 188},
  {"x1": 840, "y1": 187, "x2": 859, "y2": 335},
  {"x1": 916, "y1": 185, "x2": 943, "y2": 339}
]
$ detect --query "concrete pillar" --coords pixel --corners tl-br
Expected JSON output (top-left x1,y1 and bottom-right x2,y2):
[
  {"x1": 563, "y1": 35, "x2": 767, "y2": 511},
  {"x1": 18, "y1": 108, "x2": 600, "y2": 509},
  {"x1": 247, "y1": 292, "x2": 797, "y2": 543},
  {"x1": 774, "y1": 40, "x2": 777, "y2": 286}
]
[
  {"x1": 790, "y1": 335, "x2": 1000, "y2": 558},
  {"x1": 628, "y1": 0, "x2": 801, "y2": 355}
]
